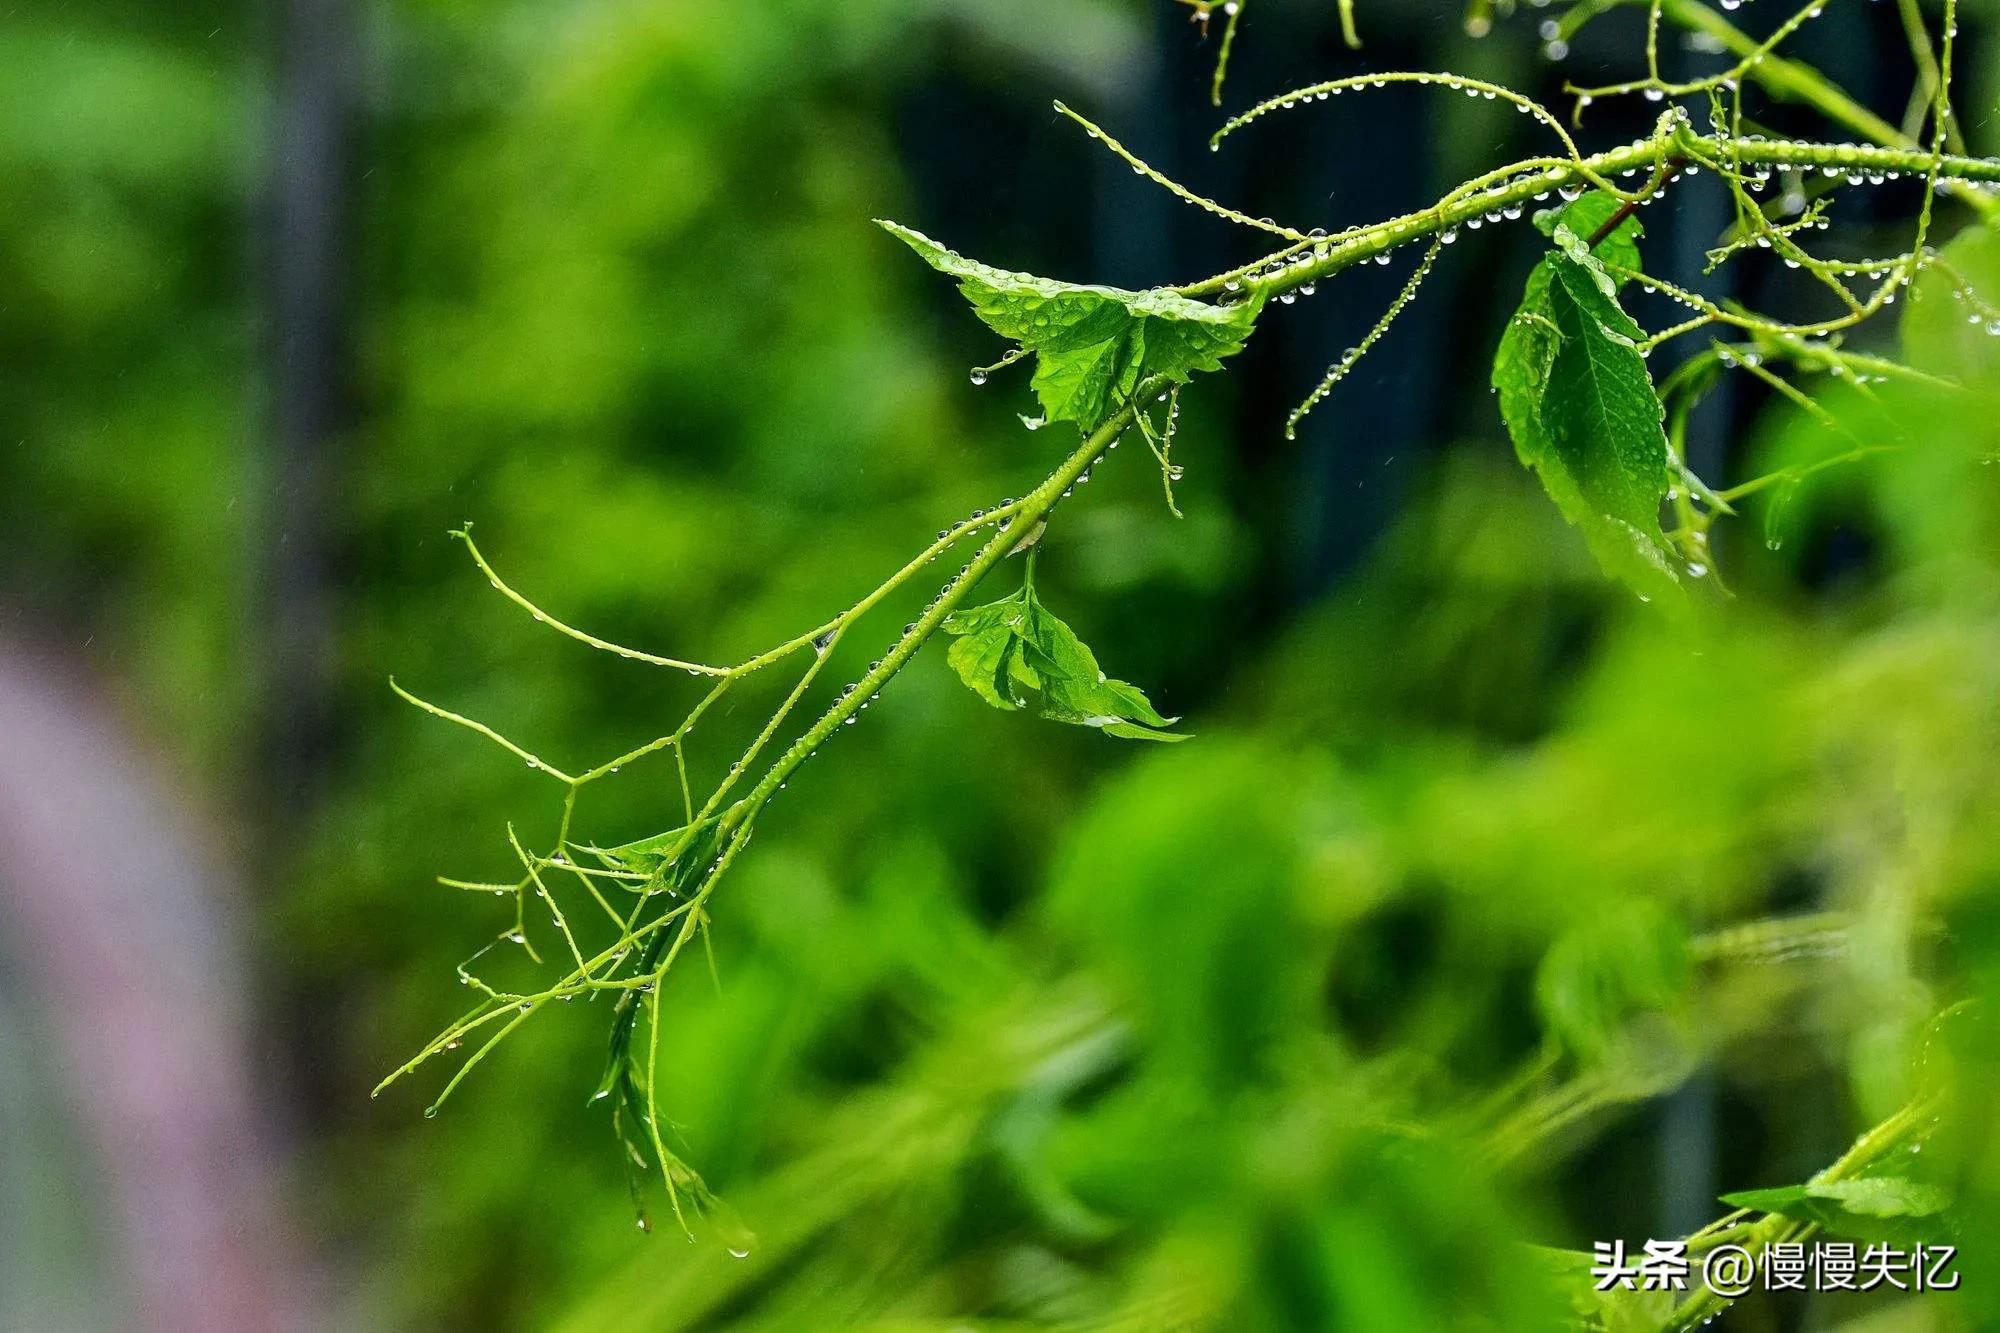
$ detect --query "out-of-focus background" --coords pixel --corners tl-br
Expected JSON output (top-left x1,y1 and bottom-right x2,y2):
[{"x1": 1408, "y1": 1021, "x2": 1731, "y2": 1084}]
[{"x1": 6, "y1": 0, "x2": 2000, "y2": 1327}]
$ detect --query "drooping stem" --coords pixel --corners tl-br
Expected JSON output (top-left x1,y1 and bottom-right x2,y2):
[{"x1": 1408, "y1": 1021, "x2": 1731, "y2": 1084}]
[{"x1": 724, "y1": 390, "x2": 1151, "y2": 836}]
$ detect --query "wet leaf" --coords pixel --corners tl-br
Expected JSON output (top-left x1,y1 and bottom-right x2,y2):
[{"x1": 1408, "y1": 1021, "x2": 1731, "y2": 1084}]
[
  {"x1": 882, "y1": 220, "x2": 1263, "y2": 430},
  {"x1": 942, "y1": 579, "x2": 1186, "y2": 742},
  {"x1": 1493, "y1": 222, "x2": 1679, "y2": 600}
]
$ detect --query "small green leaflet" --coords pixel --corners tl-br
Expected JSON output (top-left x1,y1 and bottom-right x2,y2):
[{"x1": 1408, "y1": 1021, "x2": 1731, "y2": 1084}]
[
  {"x1": 1494, "y1": 201, "x2": 1680, "y2": 600},
  {"x1": 585, "y1": 814, "x2": 721, "y2": 880},
  {"x1": 1720, "y1": 1176, "x2": 1954, "y2": 1245},
  {"x1": 881, "y1": 221, "x2": 1263, "y2": 431},
  {"x1": 942, "y1": 580, "x2": 1187, "y2": 742}
]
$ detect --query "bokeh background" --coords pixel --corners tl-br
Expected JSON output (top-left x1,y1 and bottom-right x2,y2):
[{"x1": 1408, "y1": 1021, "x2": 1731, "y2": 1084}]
[{"x1": 6, "y1": 0, "x2": 2000, "y2": 1328}]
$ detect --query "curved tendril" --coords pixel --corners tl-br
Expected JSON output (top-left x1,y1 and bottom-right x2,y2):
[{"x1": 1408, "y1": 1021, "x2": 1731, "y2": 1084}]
[
  {"x1": 1211, "y1": 72, "x2": 1644, "y2": 204},
  {"x1": 1567, "y1": 0, "x2": 1830, "y2": 104},
  {"x1": 453, "y1": 528, "x2": 727, "y2": 676},
  {"x1": 1055, "y1": 100, "x2": 1308, "y2": 241}
]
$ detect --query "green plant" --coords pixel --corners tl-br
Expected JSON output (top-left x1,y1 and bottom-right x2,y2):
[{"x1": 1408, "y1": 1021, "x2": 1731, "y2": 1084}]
[{"x1": 381, "y1": 2, "x2": 2000, "y2": 1324}]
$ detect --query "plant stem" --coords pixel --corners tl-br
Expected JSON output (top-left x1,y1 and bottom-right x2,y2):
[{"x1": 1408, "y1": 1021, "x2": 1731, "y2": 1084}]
[
  {"x1": 1208, "y1": 138, "x2": 2000, "y2": 302},
  {"x1": 1588, "y1": 156, "x2": 1685, "y2": 249},
  {"x1": 1659, "y1": 1095, "x2": 1942, "y2": 1331},
  {"x1": 721, "y1": 392, "x2": 1147, "y2": 838}
]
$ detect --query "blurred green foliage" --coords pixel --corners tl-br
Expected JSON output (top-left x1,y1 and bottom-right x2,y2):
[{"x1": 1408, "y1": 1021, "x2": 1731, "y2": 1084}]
[
  {"x1": 0, "y1": 3, "x2": 252, "y2": 765},
  {"x1": 10, "y1": 0, "x2": 2000, "y2": 1329}
]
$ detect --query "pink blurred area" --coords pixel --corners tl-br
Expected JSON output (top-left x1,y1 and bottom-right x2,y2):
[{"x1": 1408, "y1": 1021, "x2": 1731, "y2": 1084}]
[{"x1": 0, "y1": 636, "x2": 314, "y2": 1331}]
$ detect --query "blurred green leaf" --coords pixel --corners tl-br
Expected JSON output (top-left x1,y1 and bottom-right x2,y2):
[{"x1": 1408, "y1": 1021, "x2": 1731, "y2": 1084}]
[
  {"x1": 1721, "y1": 1176, "x2": 1954, "y2": 1243},
  {"x1": 1536, "y1": 898, "x2": 1693, "y2": 1086},
  {"x1": 1906, "y1": 222, "x2": 2000, "y2": 385},
  {"x1": 1537, "y1": 1247, "x2": 1679, "y2": 1332}
]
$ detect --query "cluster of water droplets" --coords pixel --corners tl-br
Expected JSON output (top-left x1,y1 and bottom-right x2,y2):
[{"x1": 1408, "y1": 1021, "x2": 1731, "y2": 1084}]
[{"x1": 1941, "y1": 280, "x2": 2000, "y2": 336}]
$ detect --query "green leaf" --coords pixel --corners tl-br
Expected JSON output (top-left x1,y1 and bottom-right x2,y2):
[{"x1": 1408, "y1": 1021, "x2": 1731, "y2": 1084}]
[
  {"x1": 1905, "y1": 220, "x2": 2000, "y2": 383},
  {"x1": 1492, "y1": 224, "x2": 1679, "y2": 600},
  {"x1": 589, "y1": 813, "x2": 721, "y2": 878},
  {"x1": 1814, "y1": 1178, "x2": 1953, "y2": 1218},
  {"x1": 943, "y1": 597, "x2": 1032, "y2": 712},
  {"x1": 1534, "y1": 190, "x2": 1644, "y2": 281},
  {"x1": 942, "y1": 580, "x2": 1187, "y2": 742},
  {"x1": 881, "y1": 220, "x2": 1264, "y2": 430},
  {"x1": 1720, "y1": 1176, "x2": 1954, "y2": 1244}
]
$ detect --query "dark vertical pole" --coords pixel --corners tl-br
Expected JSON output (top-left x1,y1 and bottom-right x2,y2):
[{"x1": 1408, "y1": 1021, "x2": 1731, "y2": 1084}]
[
  {"x1": 263, "y1": 0, "x2": 356, "y2": 1134},
  {"x1": 263, "y1": 0, "x2": 353, "y2": 817},
  {"x1": 1095, "y1": 5, "x2": 1173, "y2": 292}
]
